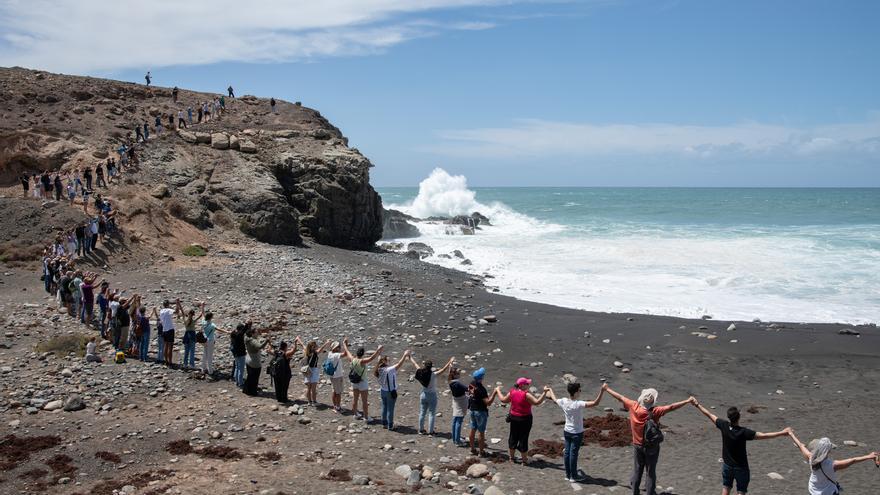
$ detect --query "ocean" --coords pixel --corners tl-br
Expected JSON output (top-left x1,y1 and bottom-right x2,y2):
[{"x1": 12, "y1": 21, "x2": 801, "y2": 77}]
[{"x1": 378, "y1": 169, "x2": 880, "y2": 324}]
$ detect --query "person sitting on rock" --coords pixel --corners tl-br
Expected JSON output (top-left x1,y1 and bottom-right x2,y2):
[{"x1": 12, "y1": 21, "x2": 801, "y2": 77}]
[
  {"x1": 341, "y1": 338, "x2": 383, "y2": 422},
  {"x1": 692, "y1": 399, "x2": 790, "y2": 495},
  {"x1": 545, "y1": 382, "x2": 605, "y2": 481},
  {"x1": 409, "y1": 354, "x2": 455, "y2": 435},
  {"x1": 495, "y1": 377, "x2": 551, "y2": 465},
  {"x1": 788, "y1": 430, "x2": 879, "y2": 495},
  {"x1": 602, "y1": 384, "x2": 694, "y2": 495},
  {"x1": 85, "y1": 336, "x2": 102, "y2": 363}
]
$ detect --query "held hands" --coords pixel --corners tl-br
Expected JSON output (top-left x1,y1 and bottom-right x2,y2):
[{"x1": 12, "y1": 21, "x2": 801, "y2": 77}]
[
  {"x1": 543, "y1": 386, "x2": 551, "y2": 392},
  {"x1": 602, "y1": 383, "x2": 609, "y2": 391}
]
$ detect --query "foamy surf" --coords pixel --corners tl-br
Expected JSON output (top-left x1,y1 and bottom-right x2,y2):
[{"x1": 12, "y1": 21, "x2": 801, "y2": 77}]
[{"x1": 381, "y1": 170, "x2": 880, "y2": 324}]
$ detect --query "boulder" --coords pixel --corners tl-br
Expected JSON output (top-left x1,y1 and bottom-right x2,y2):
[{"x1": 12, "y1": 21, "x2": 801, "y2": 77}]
[
  {"x1": 194, "y1": 132, "x2": 212, "y2": 144},
  {"x1": 406, "y1": 242, "x2": 434, "y2": 259},
  {"x1": 178, "y1": 129, "x2": 197, "y2": 143},
  {"x1": 63, "y1": 395, "x2": 86, "y2": 412},
  {"x1": 229, "y1": 134, "x2": 240, "y2": 150},
  {"x1": 151, "y1": 184, "x2": 169, "y2": 199},
  {"x1": 382, "y1": 208, "x2": 420, "y2": 239},
  {"x1": 466, "y1": 463, "x2": 489, "y2": 478},
  {"x1": 239, "y1": 140, "x2": 257, "y2": 153},
  {"x1": 211, "y1": 133, "x2": 229, "y2": 150}
]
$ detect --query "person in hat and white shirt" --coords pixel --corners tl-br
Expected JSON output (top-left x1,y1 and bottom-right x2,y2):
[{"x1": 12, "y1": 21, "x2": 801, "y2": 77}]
[{"x1": 788, "y1": 430, "x2": 878, "y2": 495}]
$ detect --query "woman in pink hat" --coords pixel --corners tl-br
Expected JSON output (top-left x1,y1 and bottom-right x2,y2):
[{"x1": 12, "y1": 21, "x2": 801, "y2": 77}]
[{"x1": 496, "y1": 377, "x2": 551, "y2": 465}]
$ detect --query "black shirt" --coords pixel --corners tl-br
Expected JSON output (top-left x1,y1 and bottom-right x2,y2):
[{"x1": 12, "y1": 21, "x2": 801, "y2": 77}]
[
  {"x1": 230, "y1": 331, "x2": 246, "y2": 357},
  {"x1": 468, "y1": 381, "x2": 489, "y2": 412},
  {"x1": 715, "y1": 418, "x2": 756, "y2": 469},
  {"x1": 449, "y1": 380, "x2": 467, "y2": 398}
]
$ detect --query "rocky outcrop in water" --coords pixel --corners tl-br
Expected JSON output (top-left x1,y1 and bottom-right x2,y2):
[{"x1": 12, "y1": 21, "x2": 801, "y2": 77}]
[{"x1": 381, "y1": 208, "x2": 420, "y2": 239}]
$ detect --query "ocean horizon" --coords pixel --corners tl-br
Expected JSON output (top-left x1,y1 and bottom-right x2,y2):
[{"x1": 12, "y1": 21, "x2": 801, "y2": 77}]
[{"x1": 378, "y1": 171, "x2": 880, "y2": 325}]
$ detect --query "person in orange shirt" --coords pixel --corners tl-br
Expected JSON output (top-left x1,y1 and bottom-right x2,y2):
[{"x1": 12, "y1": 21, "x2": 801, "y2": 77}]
[{"x1": 603, "y1": 383, "x2": 694, "y2": 495}]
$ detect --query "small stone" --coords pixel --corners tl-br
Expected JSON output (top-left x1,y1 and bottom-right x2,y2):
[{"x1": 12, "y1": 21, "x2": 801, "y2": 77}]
[
  {"x1": 210, "y1": 431, "x2": 222, "y2": 439},
  {"x1": 395, "y1": 465, "x2": 412, "y2": 478},
  {"x1": 485, "y1": 486, "x2": 505, "y2": 495},
  {"x1": 613, "y1": 361, "x2": 624, "y2": 368},
  {"x1": 352, "y1": 475, "x2": 370, "y2": 485},
  {"x1": 727, "y1": 323, "x2": 737, "y2": 331},
  {"x1": 767, "y1": 472, "x2": 785, "y2": 480},
  {"x1": 43, "y1": 400, "x2": 63, "y2": 411}
]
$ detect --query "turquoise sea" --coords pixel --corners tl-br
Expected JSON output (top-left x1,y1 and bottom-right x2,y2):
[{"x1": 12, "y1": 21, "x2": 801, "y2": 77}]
[{"x1": 378, "y1": 170, "x2": 880, "y2": 323}]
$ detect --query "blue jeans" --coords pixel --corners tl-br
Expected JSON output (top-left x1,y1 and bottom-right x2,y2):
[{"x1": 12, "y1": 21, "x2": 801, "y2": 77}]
[
  {"x1": 139, "y1": 331, "x2": 150, "y2": 361},
  {"x1": 419, "y1": 390, "x2": 438, "y2": 433},
  {"x1": 452, "y1": 416, "x2": 464, "y2": 444},
  {"x1": 721, "y1": 463, "x2": 750, "y2": 493},
  {"x1": 564, "y1": 431, "x2": 583, "y2": 479},
  {"x1": 183, "y1": 340, "x2": 196, "y2": 368},
  {"x1": 233, "y1": 355, "x2": 246, "y2": 387},
  {"x1": 470, "y1": 410, "x2": 489, "y2": 433},
  {"x1": 99, "y1": 308, "x2": 107, "y2": 336},
  {"x1": 380, "y1": 390, "x2": 397, "y2": 428},
  {"x1": 156, "y1": 331, "x2": 165, "y2": 362}
]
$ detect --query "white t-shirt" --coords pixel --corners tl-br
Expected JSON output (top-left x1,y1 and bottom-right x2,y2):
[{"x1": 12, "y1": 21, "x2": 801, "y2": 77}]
[
  {"x1": 159, "y1": 308, "x2": 175, "y2": 332},
  {"x1": 378, "y1": 367, "x2": 398, "y2": 392},
  {"x1": 86, "y1": 342, "x2": 97, "y2": 356},
  {"x1": 326, "y1": 352, "x2": 344, "y2": 379},
  {"x1": 809, "y1": 458, "x2": 840, "y2": 495},
  {"x1": 556, "y1": 398, "x2": 588, "y2": 434},
  {"x1": 109, "y1": 300, "x2": 120, "y2": 317}
]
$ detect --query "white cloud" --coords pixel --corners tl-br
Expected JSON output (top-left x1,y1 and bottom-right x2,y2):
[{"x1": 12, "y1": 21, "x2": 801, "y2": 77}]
[
  {"x1": 428, "y1": 117, "x2": 880, "y2": 160},
  {"x1": 0, "y1": 0, "x2": 523, "y2": 72}
]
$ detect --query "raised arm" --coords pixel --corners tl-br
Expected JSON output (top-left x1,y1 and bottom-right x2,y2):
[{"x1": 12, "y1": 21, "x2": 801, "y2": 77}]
[
  {"x1": 545, "y1": 387, "x2": 558, "y2": 402},
  {"x1": 485, "y1": 387, "x2": 499, "y2": 406},
  {"x1": 585, "y1": 386, "x2": 605, "y2": 407},
  {"x1": 435, "y1": 357, "x2": 455, "y2": 375},
  {"x1": 527, "y1": 386, "x2": 551, "y2": 405},
  {"x1": 692, "y1": 398, "x2": 718, "y2": 423},
  {"x1": 788, "y1": 430, "x2": 812, "y2": 461},
  {"x1": 602, "y1": 383, "x2": 628, "y2": 404},
  {"x1": 495, "y1": 386, "x2": 511, "y2": 403},
  {"x1": 664, "y1": 396, "x2": 696, "y2": 413},
  {"x1": 317, "y1": 340, "x2": 330, "y2": 353},
  {"x1": 754, "y1": 427, "x2": 792, "y2": 440},
  {"x1": 833, "y1": 451, "x2": 879, "y2": 472},
  {"x1": 391, "y1": 350, "x2": 410, "y2": 370},
  {"x1": 341, "y1": 338, "x2": 353, "y2": 360},
  {"x1": 407, "y1": 354, "x2": 420, "y2": 369},
  {"x1": 362, "y1": 345, "x2": 384, "y2": 364}
]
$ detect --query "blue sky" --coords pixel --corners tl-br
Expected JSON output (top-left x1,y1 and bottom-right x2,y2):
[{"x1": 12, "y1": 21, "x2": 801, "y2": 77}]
[{"x1": 2, "y1": 0, "x2": 878, "y2": 186}]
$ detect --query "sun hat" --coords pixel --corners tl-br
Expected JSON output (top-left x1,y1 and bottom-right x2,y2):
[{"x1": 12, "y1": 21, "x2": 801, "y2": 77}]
[
  {"x1": 330, "y1": 341, "x2": 340, "y2": 351},
  {"x1": 472, "y1": 367, "x2": 486, "y2": 380},
  {"x1": 808, "y1": 438, "x2": 837, "y2": 465},
  {"x1": 516, "y1": 377, "x2": 532, "y2": 387},
  {"x1": 638, "y1": 388, "x2": 658, "y2": 408}
]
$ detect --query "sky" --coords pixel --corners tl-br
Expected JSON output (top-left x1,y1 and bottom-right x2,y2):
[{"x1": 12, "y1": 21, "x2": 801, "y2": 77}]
[{"x1": 1, "y1": 0, "x2": 879, "y2": 187}]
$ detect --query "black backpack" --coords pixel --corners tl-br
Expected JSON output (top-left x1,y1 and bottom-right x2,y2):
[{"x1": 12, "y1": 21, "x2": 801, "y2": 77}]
[
  {"x1": 267, "y1": 351, "x2": 281, "y2": 378},
  {"x1": 643, "y1": 408, "x2": 665, "y2": 448},
  {"x1": 348, "y1": 359, "x2": 364, "y2": 384}
]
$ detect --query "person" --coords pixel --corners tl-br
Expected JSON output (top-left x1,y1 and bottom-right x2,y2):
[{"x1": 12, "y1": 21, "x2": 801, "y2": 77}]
[
  {"x1": 788, "y1": 430, "x2": 878, "y2": 495},
  {"x1": 145, "y1": 71, "x2": 151, "y2": 86},
  {"x1": 177, "y1": 110, "x2": 187, "y2": 129},
  {"x1": 20, "y1": 173, "x2": 29, "y2": 198},
  {"x1": 603, "y1": 384, "x2": 694, "y2": 495},
  {"x1": 135, "y1": 306, "x2": 151, "y2": 361},
  {"x1": 448, "y1": 367, "x2": 469, "y2": 446},
  {"x1": 243, "y1": 325, "x2": 269, "y2": 396},
  {"x1": 324, "y1": 341, "x2": 346, "y2": 412},
  {"x1": 230, "y1": 324, "x2": 247, "y2": 388},
  {"x1": 268, "y1": 340, "x2": 298, "y2": 403},
  {"x1": 546, "y1": 383, "x2": 605, "y2": 481},
  {"x1": 410, "y1": 355, "x2": 455, "y2": 435},
  {"x1": 74, "y1": 223, "x2": 86, "y2": 257},
  {"x1": 200, "y1": 308, "x2": 224, "y2": 375},
  {"x1": 53, "y1": 174, "x2": 62, "y2": 201},
  {"x1": 95, "y1": 164, "x2": 106, "y2": 188},
  {"x1": 495, "y1": 377, "x2": 551, "y2": 465},
  {"x1": 691, "y1": 399, "x2": 790, "y2": 495},
  {"x1": 227, "y1": 85, "x2": 234, "y2": 98},
  {"x1": 181, "y1": 305, "x2": 203, "y2": 370},
  {"x1": 341, "y1": 338, "x2": 383, "y2": 421},
  {"x1": 79, "y1": 272, "x2": 99, "y2": 326},
  {"x1": 375, "y1": 350, "x2": 411, "y2": 430},
  {"x1": 152, "y1": 300, "x2": 178, "y2": 366},
  {"x1": 143, "y1": 122, "x2": 150, "y2": 141},
  {"x1": 85, "y1": 336, "x2": 102, "y2": 363},
  {"x1": 270, "y1": 97, "x2": 276, "y2": 114},
  {"x1": 299, "y1": 339, "x2": 330, "y2": 405},
  {"x1": 115, "y1": 296, "x2": 133, "y2": 352},
  {"x1": 83, "y1": 166, "x2": 93, "y2": 191},
  {"x1": 96, "y1": 281, "x2": 110, "y2": 338},
  {"x1": 171, "y1": 86, "x2": 178, "y2": 102},
  {"x1": 155, "y1": 115, "x2": 163, "y2": 135},
  {"x1": 197, "y1": 105, "x2": 203, "y2": 123},
  {"x1": 187, "y1": 106, "x2": 193, "y2": 125},
  {"x1": 468, "y1": 367, "x2": 499, "y2": 457},
  {"x1": 70, "y1": 271, "x2": 83, "y2": 323}
]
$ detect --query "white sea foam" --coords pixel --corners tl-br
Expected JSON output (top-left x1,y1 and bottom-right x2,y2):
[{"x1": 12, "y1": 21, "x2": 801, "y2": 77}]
[{"x1": 385, "y1": 170, "x2": 879, "y2": 324}]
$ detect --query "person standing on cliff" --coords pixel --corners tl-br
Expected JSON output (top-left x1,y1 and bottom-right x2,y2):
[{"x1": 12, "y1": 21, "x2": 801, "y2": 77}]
[
  {"x1": 227, "y1": 85, "x2": 234, "y2": 98},
  {"x1": 187, "y1": 106, "x2": 193, "y2": 126},
  {"x1": 603, "y1": 384, "x2": 694, "y2": 495},
  {"x1": 143, "y1": 122, "x2": 149, "y2": 142},
  {"x1": 20, "y1": 173, "x2": 29, "y2": 198},
  {"x1": 177, "y1": 110, "x2": 187, "y2": 129},
  {"x1": 145, "y1": 71, "x2": 151, "y2": 86},
  {"x1": 171, "y1": 86, "x2": 179, "y2": 102},
  {"x1": 270, "y1": 97, "x2": 276, "y2": 114}
]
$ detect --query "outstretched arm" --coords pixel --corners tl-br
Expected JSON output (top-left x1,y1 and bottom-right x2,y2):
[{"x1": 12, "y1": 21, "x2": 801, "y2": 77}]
[
  {"x1": 664, "y1": 397, "x2": 696, "y2": 413},
  {"x1": 485, "y1": 388, "x2": 499, "y2": 406},
  {"x1": 692, "y1": 399, "x2": 718, "y2": 423},
  {"x1": 527, "y1": 386, "x2": 551, "y2": 405},
  {"x1": 407, "y1": 354, "x2": 420, "y2": 370},
  {"x1": 788, "y1": 430, "x2": 812, "y2": 461},
  {"x1": 495, "y1": 386, "x2": 511, "y2": 403},
  {"x1": 391, "y1": 350, "x2": 410, "y2": 370},
  {"x1": 602, "y1": 383, "x2": 628, "y2": 404},
  {"x1": 833, "y1": 451, "x2": 879, "y2": 472},
  {"x1": 755, "y1": 427, "x2": 792, "y2": 440},
  {"x1": 362, "y1": 345, "x2": 384, "y2": 364},
  {"x1": 545, "y1": 387, "x2": 557, "y2": 402},
  {"x1": 586, "y1": 386, "x2": 605, "y2": 407},
  {"x1": 435, "y1": 357, "x2": 455, "y2": 375}
]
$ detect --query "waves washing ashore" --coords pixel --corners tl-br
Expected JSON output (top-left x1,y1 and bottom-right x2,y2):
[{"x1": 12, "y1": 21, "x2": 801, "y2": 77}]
[{"x1": 381, "y1": 169, "x2": 880, "y2": 324}]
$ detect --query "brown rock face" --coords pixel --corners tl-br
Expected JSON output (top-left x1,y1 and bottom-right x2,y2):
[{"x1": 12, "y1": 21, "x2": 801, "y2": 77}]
[{"x1": 0, "y1": 67, "x2": 383, "y2": 250}]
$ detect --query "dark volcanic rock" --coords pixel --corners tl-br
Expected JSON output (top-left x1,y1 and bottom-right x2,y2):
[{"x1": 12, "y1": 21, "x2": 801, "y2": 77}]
[{"x1": 381, "y1": 208, "x2": 420, "y2": 239}]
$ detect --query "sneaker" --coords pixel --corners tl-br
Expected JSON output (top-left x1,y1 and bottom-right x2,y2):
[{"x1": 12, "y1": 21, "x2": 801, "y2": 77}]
[{"x1": 564, "y1": 477, "x2": 572, "y2": 482}]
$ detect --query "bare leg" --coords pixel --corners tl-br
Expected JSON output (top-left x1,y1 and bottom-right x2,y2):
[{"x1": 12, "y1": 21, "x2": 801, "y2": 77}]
[{"x1": 362, "y1": 391, "x2": 369, "y2": 418}]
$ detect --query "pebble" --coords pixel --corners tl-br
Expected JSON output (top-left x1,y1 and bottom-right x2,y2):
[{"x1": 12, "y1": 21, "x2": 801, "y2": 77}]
[{"x1": 767, "y1": 472, "x2": 785, "y2": 480}]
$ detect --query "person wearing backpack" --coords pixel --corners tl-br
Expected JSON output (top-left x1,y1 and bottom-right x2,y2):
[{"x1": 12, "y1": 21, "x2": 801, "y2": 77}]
[
  {"x1": 299, "y1": 338, "x2": 330, "y2": 406},
  {"x1": 268, "y1": 340, "x2": 299, "y2": 403},
  {"x1": 788, "y1": 430, "x2": 878, "y2": 495},
  {"x1": 691, "y1": 399, "x2": 790, "y2": 495},
  {"x1": 341, "y1": 338, "x2": 383, "y2": 421},
  {"x1": 324, "y1": 341, "x2": 346, "y2": 412},
  {"x1": 603, "y1": 384, "x2": 694, "y2": 495},
  {"x1": 409, "y1": 355, "x2": 455, "y2": 435},
  {"x1": 375, "y1": 350, "x2": 412, "y2": 430}
]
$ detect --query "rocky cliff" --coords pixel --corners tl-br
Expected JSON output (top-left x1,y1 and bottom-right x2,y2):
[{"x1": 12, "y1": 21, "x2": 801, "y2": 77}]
[{"x1": 0, "y1": 67, "x2": 382, "y2": 250}]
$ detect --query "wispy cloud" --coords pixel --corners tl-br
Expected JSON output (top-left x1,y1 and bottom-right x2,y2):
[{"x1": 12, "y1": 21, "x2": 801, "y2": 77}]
[
  {"x1": 0, "y1": 0, "x2": 531, "y2": 72},
  {"x1": 428, "y1": 117, "x2": 880, "y2": 160}
]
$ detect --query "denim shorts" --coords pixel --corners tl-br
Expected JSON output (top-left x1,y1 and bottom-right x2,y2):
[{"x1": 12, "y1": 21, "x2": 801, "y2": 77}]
[
  {"x1": 721, "y1": 463, "x2": 750, "y2": 492},
  {"x1": 470, "y1": 410, "x2": 489, "y2": 432}
]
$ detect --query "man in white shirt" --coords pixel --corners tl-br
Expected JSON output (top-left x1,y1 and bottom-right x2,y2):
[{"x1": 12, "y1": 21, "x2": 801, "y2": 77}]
[
  {"x1": 546, "y1": 382, "x2": 605, "y2": 482},
  {"x1": 152, "y1": 299, "x2": 179, "y2": 366}
]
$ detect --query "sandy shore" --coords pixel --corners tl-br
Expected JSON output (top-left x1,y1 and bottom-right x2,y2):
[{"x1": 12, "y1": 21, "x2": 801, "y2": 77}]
[{"x1": 0, "y1": 240, "x2": 877, "y2": 494}]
